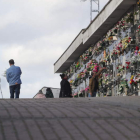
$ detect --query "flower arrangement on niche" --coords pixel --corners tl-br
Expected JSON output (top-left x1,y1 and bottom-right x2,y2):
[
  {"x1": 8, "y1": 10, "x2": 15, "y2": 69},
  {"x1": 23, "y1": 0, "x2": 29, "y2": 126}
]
[
  {"x1": 130, "y1": 75, "x2": 137, "y2": 86},
  {"x1": 64, "y1": 7, "x2": 140, "y2": 96},
  {"x1": 126, "y1": 61, "x2": 130, "y2": 69},
  {"x1": 136, "y1": 25, "x2": 140, "y2": 33},
  {"x1": 117, "y1": 65, "x2": 125, "y2": 73},
  {"x1": 126, "y1": 12, "x2": 134, "y2": 24}
]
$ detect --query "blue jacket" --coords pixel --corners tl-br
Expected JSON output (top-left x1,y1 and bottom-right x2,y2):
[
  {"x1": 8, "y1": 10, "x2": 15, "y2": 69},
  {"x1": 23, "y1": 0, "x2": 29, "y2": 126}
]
[{"x1": 6, "y1": 65, "x2": 22, "y2": 86}]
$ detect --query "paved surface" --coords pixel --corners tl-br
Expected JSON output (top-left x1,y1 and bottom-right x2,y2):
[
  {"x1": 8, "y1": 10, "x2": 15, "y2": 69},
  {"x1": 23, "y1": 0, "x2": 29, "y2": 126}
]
[{"x1": 0, "y1": 97, "x2": 140, "y2": 140}]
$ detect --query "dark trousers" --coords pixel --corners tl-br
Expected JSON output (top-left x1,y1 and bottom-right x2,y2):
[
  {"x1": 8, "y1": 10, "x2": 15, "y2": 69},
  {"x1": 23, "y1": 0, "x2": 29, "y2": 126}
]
[
  {"x1": 10, "y1": 84, "x2": 21, "y2": 98},
  {"x1": 88, "y1": 91, "x2": 97, "y2": 97},
  {"x1": 92, "y1": 91, "x2": 97, "y2": 97}
]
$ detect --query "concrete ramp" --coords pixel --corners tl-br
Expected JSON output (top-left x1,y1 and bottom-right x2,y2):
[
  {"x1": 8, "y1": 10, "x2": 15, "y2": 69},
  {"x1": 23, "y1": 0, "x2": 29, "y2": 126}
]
[{"x1": 0, "y1": 97, "x2": 140, "y2": 140}]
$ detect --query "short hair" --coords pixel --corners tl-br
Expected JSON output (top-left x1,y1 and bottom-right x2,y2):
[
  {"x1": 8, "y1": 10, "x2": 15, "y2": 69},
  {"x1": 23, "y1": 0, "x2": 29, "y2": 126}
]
[{"x1": 9, "y1": 59, "x2": 15, "y2": 64}]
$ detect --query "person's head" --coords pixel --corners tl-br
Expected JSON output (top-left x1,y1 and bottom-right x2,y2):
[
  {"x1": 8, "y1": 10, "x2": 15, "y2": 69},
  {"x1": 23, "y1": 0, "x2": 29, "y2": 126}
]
[
  {"x1": 46, "y1": 88, "x2": 51, "y2": 92},
  {"x1": 9, "y1": 59, "x2": 15, "y2": 66},
  {"x1": 38, "y1": 90, "x2": 43, "y2": 94},
  {"x1": 60, "y1": 74, "x2": 67, "y2": 79}
]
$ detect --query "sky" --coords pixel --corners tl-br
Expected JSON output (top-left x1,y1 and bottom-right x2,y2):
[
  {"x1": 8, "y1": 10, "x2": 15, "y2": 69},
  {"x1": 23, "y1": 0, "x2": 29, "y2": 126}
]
[{"x1": 0, "y1": 0, "x2": 109, "y2": 98}]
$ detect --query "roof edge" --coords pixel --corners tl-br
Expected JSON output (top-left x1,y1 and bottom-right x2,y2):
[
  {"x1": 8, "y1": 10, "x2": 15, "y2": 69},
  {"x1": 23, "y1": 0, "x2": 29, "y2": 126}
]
[
  {"x1": 53, "y1": 0, "x2": 112, "y2": 66},
  {"x1": 54, "y1": 29, "x2": 85, "y2": 65},
  {"x1": 83, "y1": 0, "x2": 112, "y2": 34}
]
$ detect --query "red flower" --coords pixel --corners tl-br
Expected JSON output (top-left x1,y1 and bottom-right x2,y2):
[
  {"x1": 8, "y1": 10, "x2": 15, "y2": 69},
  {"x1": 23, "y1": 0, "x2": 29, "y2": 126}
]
[
  {"x1": 136, "y1": 46, "x2": 139, "y2": 50},
  {"x1": 117, "y1": 47, "x2": 120, "y2": 50},
  {"x1": 126, "y1": 62, "x2": 130, "y2": 65},
  {"x1": 117, "y1": 67, "x2": 118, "y2": 69},
  {"x1": 126, "y1": 66, "x2": 129, "y2": 69}
]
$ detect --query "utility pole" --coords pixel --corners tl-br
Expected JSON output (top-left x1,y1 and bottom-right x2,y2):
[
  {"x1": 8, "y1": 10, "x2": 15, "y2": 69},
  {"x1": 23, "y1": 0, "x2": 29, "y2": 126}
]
[{"x1": 81, "y1": 0, "x2": 100, "y2": 22}]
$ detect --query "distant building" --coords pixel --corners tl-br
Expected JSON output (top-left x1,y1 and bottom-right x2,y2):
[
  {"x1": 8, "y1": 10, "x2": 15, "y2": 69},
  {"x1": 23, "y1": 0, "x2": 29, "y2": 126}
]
[{"x1": 33, "y1": 87, "x2": 60, "y2": 98}]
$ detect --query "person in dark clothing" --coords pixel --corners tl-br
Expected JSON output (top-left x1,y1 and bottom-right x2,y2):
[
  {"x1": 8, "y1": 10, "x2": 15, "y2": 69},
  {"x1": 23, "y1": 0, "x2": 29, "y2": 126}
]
[
  {"x1": 59, "y1": 74, "x2": 72, "y2": 98},
  {"x1": 45, "y1": 88, "x2": 54, "y2": 98}
]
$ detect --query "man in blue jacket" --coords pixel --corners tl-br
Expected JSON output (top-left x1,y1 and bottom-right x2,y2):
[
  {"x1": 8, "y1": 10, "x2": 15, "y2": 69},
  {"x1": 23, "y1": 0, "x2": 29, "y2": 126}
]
[{"x1": 6, "y1": 59, "x2": 22, "y2": 98}]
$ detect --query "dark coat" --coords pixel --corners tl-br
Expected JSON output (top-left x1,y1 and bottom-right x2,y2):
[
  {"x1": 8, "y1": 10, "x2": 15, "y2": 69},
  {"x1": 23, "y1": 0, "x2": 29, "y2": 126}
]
[
  {"x1": 45, "y1": 90, "x2": 54, "y2": 98},
  {"x1": 59, "y1": 79, "x2": 72, "y2": 98}
]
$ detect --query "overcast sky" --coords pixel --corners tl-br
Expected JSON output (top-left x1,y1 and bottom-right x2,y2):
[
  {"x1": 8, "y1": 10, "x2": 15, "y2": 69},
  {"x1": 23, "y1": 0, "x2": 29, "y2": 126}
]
[{"x1": 0, "y1": 0, "x2": 109, "y2": 98}]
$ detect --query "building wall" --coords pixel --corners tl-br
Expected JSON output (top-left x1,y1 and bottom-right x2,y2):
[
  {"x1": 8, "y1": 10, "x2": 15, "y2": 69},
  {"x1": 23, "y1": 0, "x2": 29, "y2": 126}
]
[
  {"x1": 54, "y1": 0, "x2": 137, "y2": 73},
  {"x1": 64, "y1": 2, "x2": 140, "y2": 97}
]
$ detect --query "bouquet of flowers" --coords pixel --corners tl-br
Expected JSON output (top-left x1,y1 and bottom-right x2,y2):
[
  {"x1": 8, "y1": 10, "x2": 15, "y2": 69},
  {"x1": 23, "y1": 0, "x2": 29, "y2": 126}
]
[
  {"x1": 126, "y1": 61, "x2": 130, "y2": 69},
  {"x1": 130, "y1": 75, "x2": 137, "y2": 86},
  {"x1": 117, "y1": 64, "x2": 125, "y2": 73},
  {"x1": 85, "y1": 86, "x2": 89, "y2": 92},
  {"x1": 136, "y1": 25, "x2": 140, "y2": 33},
  {"x1": 126, "y1": 12, "x2": 134, "y2": 23},
  {"x1": 73, "y1": 92, "x2": 78, "y2": 98},
  {"x1": 76, "y1": 61, "x2": 80, "y2": 69},
  {"x1": 93, "y1": 63, "x2": 99, "y2": 73}
]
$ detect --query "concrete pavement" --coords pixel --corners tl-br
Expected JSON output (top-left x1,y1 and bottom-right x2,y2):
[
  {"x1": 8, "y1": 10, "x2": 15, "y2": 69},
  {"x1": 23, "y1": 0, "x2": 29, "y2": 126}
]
[{"x1": 0, "y1": 97, "x2": 140, "y2": 140}]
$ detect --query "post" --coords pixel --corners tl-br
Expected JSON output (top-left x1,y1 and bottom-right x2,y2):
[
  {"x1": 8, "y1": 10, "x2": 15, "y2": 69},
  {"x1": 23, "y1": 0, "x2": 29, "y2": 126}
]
[
  {"x1": 90, "y1": 0, "x2": 92, "y2": 22},
  {"x1": 98, "y1": 0, "x2": 99, "y2": 13}
]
